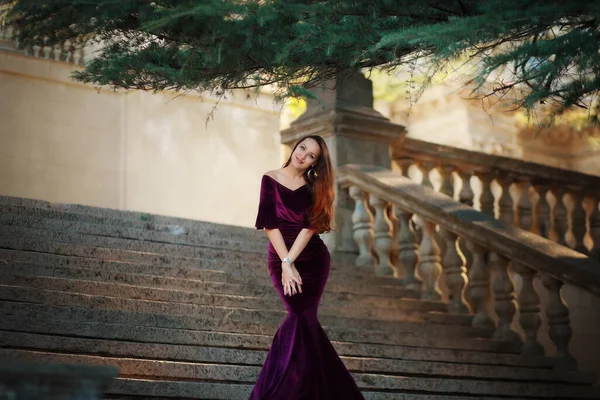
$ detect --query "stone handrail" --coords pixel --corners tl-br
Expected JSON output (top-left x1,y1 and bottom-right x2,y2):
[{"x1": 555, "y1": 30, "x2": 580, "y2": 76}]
[
  {"x1": 394, "y1": 137, "x2": 600, "y2": 189},
  {"x1": 392, "y1": 138, "x2": 600, "y2": 259},
  {"x1": 0, "y1": 24, "x2": 91, "y2": 65},
  {"x1": 338, "y1": 164, "x2": 600, "y2": 370}
]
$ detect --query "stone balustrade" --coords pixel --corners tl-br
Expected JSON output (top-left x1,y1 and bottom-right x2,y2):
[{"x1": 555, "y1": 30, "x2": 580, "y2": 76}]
[
  {"x1": 0, "y1": 24, "x2": 90, "y2": 65},
  {"x1": 338, "y1": 164, "x2": 600, "y2": 371},
  {"x1": 392, "y1": 138, "x2": 600, "y2": 260}
]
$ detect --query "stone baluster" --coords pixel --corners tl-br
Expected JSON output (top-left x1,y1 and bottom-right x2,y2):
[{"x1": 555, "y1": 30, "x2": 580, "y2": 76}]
[
  {"x1": 438, "y1": 164, "x2": 455, "y2": 198},
  {"x1": 512, "y1": 262, "x2": 544, "y2": 356},
  {"x1": 589, "y1": 195, "x2": 600, "y2": 260},
  {"x1": 395, "y1": 207, "x2": 421, "y2": 292},
  {"x1": 477, "y1": 172, "x2": 495, "y2": 217},
  {"x1": 458, "y1": 170, "x2": 474, "y2": 207},
  {"x1": 388, "y1": 204, "x2": 400, "y2": 269},
  {"x1": 413, "y1": 162, "x2": 434, "y2": 247},
  {"x1": 397, "y1": 157, "x2": 414, "y2": 179},
  {"x1": 418, "y1": 162, "x2": 434, "y2": 189},
  {"x1": 569, "y1": 190, "x2": 588, "y2": 254},
  {"x1": 53, "y1": 43, "x2": 62, "y2": 62},
  {"x1": 436, "y1": 164, "x2": 456, "y2": 258},
  {"x1": 73, "y1": 45, "x2": 83, "y2": 65},
  {"x1": 64, "y1": 40, "x2": 73, "y2": 63},
  {"x1": 497, "y1": 174, "x2": 515, "y2": 226},
  {"x1": 490, "y1": 253, "x2": 521, "y2": 346},
  {"x1": 533, "y1": 183, "x2": 551, "y2": 238},
  {"x1": 369, "y1": 195, "x2": 395, "y2": 276},
  {"x1": 439, "y1": 229, "x2": 469, "y2": 313},
  {"x1": 465, "y1": 241, "x2": 495, "y2": 331},
  {"x1": 457, "y1": 170, "x2": 474, "y2": 268},
  {"x1": 349, "y1": 186, "x2": 376, "y2": 268},
  {"x1": 42, "y1": 36, "x2": 52, "y2": 59},
  {"x1": 551, "y1": 187, "x2": 568, "y2": 247},
  {"x1": 516, "y1": 178, "x2": 533, "y2": 231},
  {"x1": 418, "y1": 220, "x2": 443, "y2": 300},
  {"x1": 82, "y1": 41, "x2": 93, "y2": 64},
  {"x1": 32, "y1": 42, "x2": 41, "y2": 58},
  {"x1": 540, "y1": 274, "x2": 577, "y2": 370}
]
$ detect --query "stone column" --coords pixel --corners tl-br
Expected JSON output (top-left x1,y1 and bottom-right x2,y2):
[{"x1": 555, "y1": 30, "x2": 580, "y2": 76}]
[{"x1": 281, "y1": 72, "x2": 406, "y2": 252}]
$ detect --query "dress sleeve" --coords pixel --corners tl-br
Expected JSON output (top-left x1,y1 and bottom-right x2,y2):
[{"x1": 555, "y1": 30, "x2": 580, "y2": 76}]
[{"x1": 255, "y1": 175, "x2": 278, "y2": 230}]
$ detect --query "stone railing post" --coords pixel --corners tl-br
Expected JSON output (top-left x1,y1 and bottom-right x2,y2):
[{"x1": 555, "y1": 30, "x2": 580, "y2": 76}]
[
  {"x1": 349, "y1": 186, "x2": 376, "y2": 268},
  {"x1": 533, "y1": 182, "x2": 551, "y2": 238},
  {"x1": 438, "y1": 164, "x2": 455, "y2": 198},
  {"x1": 551, "y1": 187, "x2": 569, "y2": 247},
  {"x1": 458, "y1": 170, "x2": 475, "y2": 207},
  {"x1": 477, "y1": 172, "x2": 495, "y2": 217},
  {"x1": 457, "y1": 170, "x2": 474, "y2": 268},
  {"x1": 418, "y1": 162, "x2": 434, "y2": 189},
  {"x1": 512, "y1": 262, "x2": 545, "y2": 356},
  {"x1": 395, "y1": 207, "x2": 421, "y2": 292},
  {"x1": 439, "y1": 229, "x2": 469, "y2": 313},
  {"x1": 496, "y1": 174, "x2": 515, "y2": 226},
  {"x1": 370, "y1": 195, "x2": 395, "y2": 276},
  {"x1": 540, "y1": 274, "x2": 578, "y2": 371},
  {"x1": 490, "y1": 252, "x2": 521, "y2": 346},
  {"x1": 465, "y1": 241, "x2": 495, "y2": 332},
  {"x1": 516, "y1": 178, "x2": 533, "y2": 232},
  {"x1": 569, "y1": 190, "x2": 588, "y2": 254},
  {"x1": 418, "y1": 220, "x2": 443, "y2": 301}
]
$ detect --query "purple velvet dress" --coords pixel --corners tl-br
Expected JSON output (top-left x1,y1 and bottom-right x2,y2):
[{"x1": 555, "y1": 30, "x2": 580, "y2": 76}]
[{"x1": 249, "y1": 175, "x2": 364, "y2": 400}]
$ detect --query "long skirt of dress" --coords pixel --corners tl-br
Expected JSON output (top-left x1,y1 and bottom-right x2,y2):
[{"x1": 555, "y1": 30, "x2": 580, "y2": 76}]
[{"x1": 248, "y1": 243, "x2": 365, "y2": 400}]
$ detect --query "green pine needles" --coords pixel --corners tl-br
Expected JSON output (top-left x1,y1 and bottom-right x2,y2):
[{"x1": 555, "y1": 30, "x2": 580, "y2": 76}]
[{"x1": 2, "y1": 0, "x2": 599, "y2": 122}]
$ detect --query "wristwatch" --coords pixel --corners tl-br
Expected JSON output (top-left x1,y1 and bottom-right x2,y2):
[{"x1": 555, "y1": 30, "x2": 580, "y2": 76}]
[{"x1": 282, "y1": 257, "x2": 293, "y2": 265}]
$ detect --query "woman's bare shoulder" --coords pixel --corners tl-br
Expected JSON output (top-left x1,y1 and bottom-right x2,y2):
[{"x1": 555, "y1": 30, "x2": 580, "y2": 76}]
[{"x1": 264, "y1": 169, "x2": 283, "y2": 179}]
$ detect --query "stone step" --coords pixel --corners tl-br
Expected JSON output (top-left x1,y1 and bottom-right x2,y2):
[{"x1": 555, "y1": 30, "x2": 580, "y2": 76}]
[
  {"x1": 0, "y1": 258, "x2": 431, "y2": 310},
  {"x1": 0, "y1": 302, "x2": 497, "y2": 349},
  {"x1": 0, "y1": 198, "x2": 262, "y2": 237},
  {"x1": 0, "y1": 289, "x2": 481, "y2": 337},
  {"x1": 2, "y1": 349, "x2": 598, "y2": 398},
  {"x1": 0, "y1": 205, "x2": 265, "y2": 239},
  {"x1": 103, "y1": 391, "x2": 526, "y2": 400},
  {"x1": 0, "y1": 225, "x2": 266, "y2": 261},
  {"x1": 0, "y1": 209, "x2": 407, "y2": 286},
  {"x1": 0, "y1": 272, "x2": 456, "y2": 323},
  {"x1": 0, "y1": 229, "x2": 405, "y2": 287},
  {"x1": 0, "y1": 316, "x2": 526, "y2": 360},
  {"x1": 0, "y1": 248, "x2": 402, "y2": 292},
  {"x1": 0, "y1": 197, "x2": 262, "y2": 237},
  {"x1": 0, "y1": 331, "x2": 590, "y2": 384},
  {"x1": 0, "y1": 212, "x2": 267, "y2": 253},
  {"x1": 0, "y1": 252, "x2": 411, "y2": 298}
]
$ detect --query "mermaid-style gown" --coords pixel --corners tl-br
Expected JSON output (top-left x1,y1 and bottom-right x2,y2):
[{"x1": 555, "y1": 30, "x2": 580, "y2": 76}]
[{"x1": 249, "y1": 175, "x2": 364, "y2": 400}]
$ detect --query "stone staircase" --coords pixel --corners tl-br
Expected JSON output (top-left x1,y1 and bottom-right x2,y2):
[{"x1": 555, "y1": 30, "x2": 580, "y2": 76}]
[{"x1": 0, "y1": 195, "x2": 599, "y2": 399}]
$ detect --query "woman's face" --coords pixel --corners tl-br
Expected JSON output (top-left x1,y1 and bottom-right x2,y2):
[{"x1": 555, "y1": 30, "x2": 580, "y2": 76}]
[{"x1": 290, "y1": 138, "x2": 320, "y2": 171}]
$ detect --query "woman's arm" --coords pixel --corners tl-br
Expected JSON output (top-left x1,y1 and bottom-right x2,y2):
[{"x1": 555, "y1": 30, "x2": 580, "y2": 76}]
[
  {"x1": 265, "y1": 228, "x2": 289, "y2": 261},
  {"x1": 287, "y1": 228, "x2": 315, "y2": 262}
]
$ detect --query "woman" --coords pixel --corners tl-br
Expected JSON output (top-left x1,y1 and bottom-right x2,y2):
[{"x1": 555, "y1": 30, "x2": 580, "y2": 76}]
[{"x1": 250, "y1": 135, "x2": 364, "y2": 399}]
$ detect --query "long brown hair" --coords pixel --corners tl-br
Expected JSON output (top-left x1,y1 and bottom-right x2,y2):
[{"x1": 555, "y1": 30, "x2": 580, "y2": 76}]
[{"x1": 283, "y1": 135, "x2": 334, "y2": 233}]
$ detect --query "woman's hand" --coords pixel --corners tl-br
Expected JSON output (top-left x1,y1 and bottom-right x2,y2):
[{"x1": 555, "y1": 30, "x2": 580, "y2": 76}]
[{"x1": 281, "y1": 263, "x2": 302, "y2": 296}]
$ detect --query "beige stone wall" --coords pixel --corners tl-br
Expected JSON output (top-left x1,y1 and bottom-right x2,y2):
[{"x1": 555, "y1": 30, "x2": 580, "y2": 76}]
[{"x1": 0, "y1": 52, "x2": 282, "y2": 227}]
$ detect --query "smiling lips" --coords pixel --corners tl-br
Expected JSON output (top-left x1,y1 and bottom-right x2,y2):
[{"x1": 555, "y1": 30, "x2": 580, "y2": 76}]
[{"x1": 295, "y1": 156, "x2": 304, "y2": 165}]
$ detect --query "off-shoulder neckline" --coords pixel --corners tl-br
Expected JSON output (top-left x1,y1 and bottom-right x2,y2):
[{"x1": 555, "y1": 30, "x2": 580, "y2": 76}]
[{"x1": 264, "y1": 174, "x2": 308, "y2": 192}]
